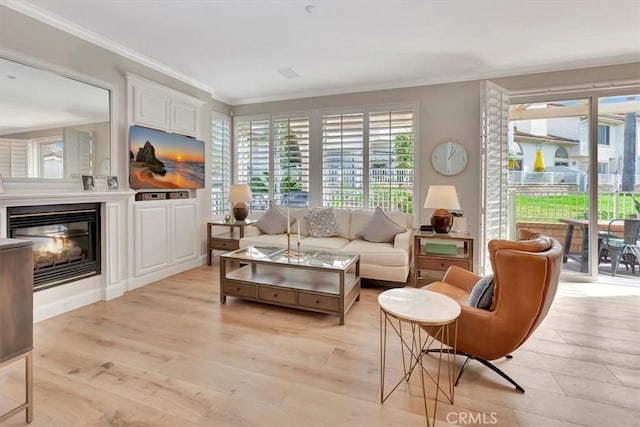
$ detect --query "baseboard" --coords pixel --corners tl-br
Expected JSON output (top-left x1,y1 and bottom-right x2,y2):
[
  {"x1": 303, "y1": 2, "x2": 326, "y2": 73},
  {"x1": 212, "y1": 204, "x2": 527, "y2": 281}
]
[
  {"x1": 34, "y1": 287, "x2": 102, "y2": 322},
  {"x1": 104, "y1": 280, "x2": 127, "y2": 300},
  {"x1": 128, "y1": 257, "x2": 204, "y2": 290}
]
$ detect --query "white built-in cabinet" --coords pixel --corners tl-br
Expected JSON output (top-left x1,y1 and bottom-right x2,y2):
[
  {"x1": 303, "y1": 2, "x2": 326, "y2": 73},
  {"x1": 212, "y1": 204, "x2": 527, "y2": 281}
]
[
  {"x1": 127, "y1": 74, "x2": 203, "y2": 137},
  {"x1": 127, "y1": 74, "x2": 205, "y2": 288},
  {"x1": 133, "y1": 199, "x2": 198, "y2": 277}
]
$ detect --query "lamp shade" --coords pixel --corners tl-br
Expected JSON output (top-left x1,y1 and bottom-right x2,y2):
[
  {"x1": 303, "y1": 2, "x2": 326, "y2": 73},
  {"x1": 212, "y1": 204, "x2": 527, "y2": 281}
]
[
  {"x1": 228, "y1": 184, "x2": 252, "y2": 203},
  {"x1": 423, "y1": 185, "x2": 460, "y2": 210}
]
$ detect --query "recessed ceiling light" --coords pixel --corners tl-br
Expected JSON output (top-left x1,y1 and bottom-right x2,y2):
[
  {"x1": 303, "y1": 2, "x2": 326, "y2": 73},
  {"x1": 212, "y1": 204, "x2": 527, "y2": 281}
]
[
  {"x1": 277, "y1": 67, "x2": 301, "y2": 79},
  {"x1": 304, "y1": 4, "x2": 315, "y2": 14},
  {"x1": 6, "y1": 75, "x2": 17, "y2": 79}
]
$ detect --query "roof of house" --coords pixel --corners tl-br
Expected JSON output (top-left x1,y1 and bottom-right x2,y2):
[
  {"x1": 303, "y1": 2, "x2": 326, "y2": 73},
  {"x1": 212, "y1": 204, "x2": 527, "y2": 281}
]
[{"x1": 514, "y1": 128, "x2": 579, "y2": 144}]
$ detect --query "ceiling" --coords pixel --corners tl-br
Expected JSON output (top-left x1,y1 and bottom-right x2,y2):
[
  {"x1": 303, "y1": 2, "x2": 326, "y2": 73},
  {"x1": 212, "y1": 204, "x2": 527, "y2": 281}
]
[{"x1": 5, "y1": 0, "x2": 640, "y2": 105}]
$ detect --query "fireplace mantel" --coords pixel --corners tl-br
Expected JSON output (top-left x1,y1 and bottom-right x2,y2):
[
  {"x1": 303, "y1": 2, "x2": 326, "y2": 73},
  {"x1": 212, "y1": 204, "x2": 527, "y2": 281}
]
[{"x1": 0, "y1": 190, "x2": 134, "y2": 321}]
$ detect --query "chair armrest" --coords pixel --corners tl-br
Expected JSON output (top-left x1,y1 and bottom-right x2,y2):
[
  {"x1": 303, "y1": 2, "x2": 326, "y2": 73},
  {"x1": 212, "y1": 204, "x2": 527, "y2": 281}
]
[
  {"x1": 393, "y1": 229, "x2": 412, "y2": 254},
  {"x1": 442, "y1": 266, "x2": 481, "y2": 293}
]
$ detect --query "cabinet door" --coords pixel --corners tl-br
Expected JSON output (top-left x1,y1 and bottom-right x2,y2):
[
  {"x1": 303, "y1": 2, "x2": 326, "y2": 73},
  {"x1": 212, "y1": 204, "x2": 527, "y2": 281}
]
[
  {"x1": 134, "y1": 202, "x2": 170, "y2": 276},
  {"x1": 171, "y1": 200, "x2": 198, "y2": 263},
  {"x1": 0, "y1": 245, "x2": 33, "y2": 363},
  {"x1": 170, "y1": 100, "x2": 199, "y2": 137},
  {"x1": 133, "y1": 85, "x2": 170, "y2": 130}
]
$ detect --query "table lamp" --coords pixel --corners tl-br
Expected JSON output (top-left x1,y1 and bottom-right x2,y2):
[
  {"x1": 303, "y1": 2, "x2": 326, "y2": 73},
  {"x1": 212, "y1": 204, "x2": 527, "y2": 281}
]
[
  {"x1": 423, "y1": 185, "x2": 460, "y2": 234},
  {"x1": 228, "y1": 184, "x2": 252, "y2": 221}
]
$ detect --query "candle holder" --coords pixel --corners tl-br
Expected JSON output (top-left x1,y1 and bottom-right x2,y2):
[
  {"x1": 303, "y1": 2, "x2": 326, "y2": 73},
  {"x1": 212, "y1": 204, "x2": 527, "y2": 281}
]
[{"x1": 285, "y1": 232, "x2": 302, "y2": 259}]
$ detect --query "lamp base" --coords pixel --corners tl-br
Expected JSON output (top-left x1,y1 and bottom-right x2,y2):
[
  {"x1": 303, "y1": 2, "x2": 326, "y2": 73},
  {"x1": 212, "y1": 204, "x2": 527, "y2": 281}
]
[
  {"x1": 232, "y1": 202, "x2": 249, "y2": 221},
  {"x1": 431, "y1": 209, "x2": 453, "y2": 234}
]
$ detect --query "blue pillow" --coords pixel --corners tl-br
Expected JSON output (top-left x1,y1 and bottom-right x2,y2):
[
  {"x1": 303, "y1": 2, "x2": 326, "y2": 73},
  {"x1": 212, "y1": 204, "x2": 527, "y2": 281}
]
[{"x1": 468, "y1": 274, "x2": 494, "y2": 310}]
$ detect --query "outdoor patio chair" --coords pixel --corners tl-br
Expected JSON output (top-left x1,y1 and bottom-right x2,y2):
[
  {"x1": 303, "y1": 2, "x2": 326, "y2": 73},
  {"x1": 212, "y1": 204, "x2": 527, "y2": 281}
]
[{"x1": 599, "y1": 219, "x2": 640, "y2": 276}]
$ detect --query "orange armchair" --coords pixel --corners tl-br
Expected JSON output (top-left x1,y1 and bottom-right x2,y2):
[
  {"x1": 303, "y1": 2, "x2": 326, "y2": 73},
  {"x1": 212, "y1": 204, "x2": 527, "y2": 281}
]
[{"x1": 422, "y1": 230, "x2": 563, "y2": 392}]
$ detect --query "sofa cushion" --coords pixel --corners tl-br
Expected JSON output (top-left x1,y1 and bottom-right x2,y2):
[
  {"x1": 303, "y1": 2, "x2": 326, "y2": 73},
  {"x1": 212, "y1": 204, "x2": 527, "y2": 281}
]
[
  {"x1": 240, "y1": 234, "x2": 291, "y2": 248},
  {"x1": 288, "y1": 207, "x2": 312, "y2": 236},
  {"x1": 341, "y1": 239, "x2": 408, "y2": 267},
  {"x1": 468, "y1": 274, "x2": 494, "y2": 310},
  {"x1": 355, "y1": 207, "x2": 405, "y2": 243},
  {"x1": 305, "y1": 207, "x2": 341, "y2": 238},
  {"x1": 300, "y1": 236, "x2": 350, "y2": 251},
  {"x1": 254, "y1": 201, "x2": 289, "y2": 235},
  {"x1": 332, "y1": 209, "x2": 351, "y2": 239},
  {"x1": 350, "y1": 210, "x2": 410, "y2": 240}
]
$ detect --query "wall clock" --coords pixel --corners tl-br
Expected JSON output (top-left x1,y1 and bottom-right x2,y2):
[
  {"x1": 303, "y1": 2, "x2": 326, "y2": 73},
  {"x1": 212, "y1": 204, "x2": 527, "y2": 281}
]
[{"x1": 431, "y1": 141, "x2": 468, "y2": 176}]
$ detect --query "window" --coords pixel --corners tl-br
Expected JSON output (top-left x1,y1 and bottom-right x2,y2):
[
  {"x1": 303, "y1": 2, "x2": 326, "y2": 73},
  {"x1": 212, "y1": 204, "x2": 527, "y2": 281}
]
[
  {"x1": 508, "y1": 141, "x2": 523, "y2": 171},
  {"x1": 554, "y1": 146, "x2": 569, "y2": 167},
  {"x1": 211, "y1": 114, "x2": 232, "y2": 215},
  {"x1": 235, "y1": 119, "x2": 270, "y2": 212},
  {"x1": 598, "y1": 162, "x2": 608, "y2": 174},
  {"x1": 368, "y1": 110, "x2": 414, "y2": 212},
  {"x1": 273, "y1": 117, "x2": 310, "y2": 207},
  {"x1": 322, "y1": 113, "x2": 365, "y2": 209},
  {"x1": 597, "y1": 124, "x2": 610, "y2": 145},
  {"x1": 0, "y1": 139, "x2": 29, "y2": 177}
]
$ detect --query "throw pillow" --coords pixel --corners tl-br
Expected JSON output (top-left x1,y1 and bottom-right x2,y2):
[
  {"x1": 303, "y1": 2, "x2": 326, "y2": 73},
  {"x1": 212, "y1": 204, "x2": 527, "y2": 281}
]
[
  {"x1": 468, "y1": 274, "x2": 494, "y2": 310},
  {"x1": 305, "y1": 207, "x2": 341, "y2": 238},
  {"x1": 254, "y1": 201, "x2": 289, "y2": 235},
  {"x1": 355, "y1": 207, "x2": 405, "y2": 243}
]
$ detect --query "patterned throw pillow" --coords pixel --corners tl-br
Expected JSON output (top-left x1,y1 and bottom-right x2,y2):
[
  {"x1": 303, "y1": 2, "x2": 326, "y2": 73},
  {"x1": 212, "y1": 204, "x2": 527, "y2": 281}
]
[
  {"x1": 305, "y1": 207, "x2": 341, "y2": 238},
  {"x1": 468, "y1": 274, "x2": 494, "y2": 310},
  {"x1": 254, "y1": 201, "x2": 289, "y2": 235},
  {"x1": 355, "y1": 207, "x2": 405, "y2": 243}
]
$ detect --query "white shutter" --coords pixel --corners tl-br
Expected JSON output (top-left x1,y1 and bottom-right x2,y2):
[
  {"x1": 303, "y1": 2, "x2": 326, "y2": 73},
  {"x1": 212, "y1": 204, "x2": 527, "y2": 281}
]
[
  {"x1": 481, "y1": 80, "x2": 510, "y2": 274},
  {"x1": 0, "y1": 139, "x2": 12, "y2": 176},
  {"x1": 10, "y1": 140, "x2": 29, "y2": 177},
  {"x1": 211, "y1": 114, "x2": 232, "y2": 215},
  {"x1": 368, "y1": 109, "x2": 414, "y2": 213},
  {"x1": 235, "y1": 119, "x2": 270, "y2": 212},
  {"x1": 273, "y1": 116, "x2": 310, "y2": 207},
  {"x1": 322, "y1": 113, "x2": 364, "y2": 209}
]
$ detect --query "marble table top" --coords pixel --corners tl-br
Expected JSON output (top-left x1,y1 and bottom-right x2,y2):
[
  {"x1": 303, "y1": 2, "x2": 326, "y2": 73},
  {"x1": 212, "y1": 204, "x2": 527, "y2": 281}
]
[{"x1": 378, "y1": 287, "x2": 461, "y2": 325}]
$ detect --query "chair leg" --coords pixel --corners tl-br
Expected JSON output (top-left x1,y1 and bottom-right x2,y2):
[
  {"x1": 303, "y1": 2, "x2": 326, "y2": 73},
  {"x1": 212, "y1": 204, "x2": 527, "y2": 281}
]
[{"x1": 424, "y1": 349, "x2": 525, "y2": 393}]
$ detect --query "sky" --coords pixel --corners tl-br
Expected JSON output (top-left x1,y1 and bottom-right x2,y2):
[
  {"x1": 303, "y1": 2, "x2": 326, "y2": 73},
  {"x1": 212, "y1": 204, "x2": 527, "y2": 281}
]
[{"x1": 129, "y1": 125, "x2": 204, "y2": 162}]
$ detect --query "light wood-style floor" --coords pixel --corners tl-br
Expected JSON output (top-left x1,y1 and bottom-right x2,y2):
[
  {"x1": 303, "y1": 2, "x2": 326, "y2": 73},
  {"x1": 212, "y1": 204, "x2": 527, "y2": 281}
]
[{"x1": 1, "y1": 264, "x2": 639, "y2": 426}]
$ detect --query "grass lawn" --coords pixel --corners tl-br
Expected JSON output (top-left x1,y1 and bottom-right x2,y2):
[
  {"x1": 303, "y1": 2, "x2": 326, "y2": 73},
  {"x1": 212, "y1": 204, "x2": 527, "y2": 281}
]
[{"x1": 514, "y1": 193, "x2": 639, "y2": 221}]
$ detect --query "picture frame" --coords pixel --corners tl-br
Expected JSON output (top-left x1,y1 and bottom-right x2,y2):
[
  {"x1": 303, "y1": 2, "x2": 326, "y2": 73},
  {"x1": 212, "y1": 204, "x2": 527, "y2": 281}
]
[
  {"x1": 81, "y1": 175, "x2": 96, "y2": 191},
  {"x1": 106, "y1": 176, "x2": 119, "y2": 191}
]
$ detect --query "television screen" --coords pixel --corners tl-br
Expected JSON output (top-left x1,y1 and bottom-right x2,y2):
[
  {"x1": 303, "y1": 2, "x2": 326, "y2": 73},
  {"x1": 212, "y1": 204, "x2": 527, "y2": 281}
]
[{"x1": 129, "y1": 125, "x2": 205, "y2": 189}]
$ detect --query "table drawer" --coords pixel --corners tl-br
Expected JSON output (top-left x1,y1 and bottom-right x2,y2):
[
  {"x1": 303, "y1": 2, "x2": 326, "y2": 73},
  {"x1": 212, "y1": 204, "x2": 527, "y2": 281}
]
[
  {"x1": 223, "y1": 282, "x2": 257, "y2": 299},
  {"x1": 259, "y1": 287, "x2": 297, "y2": 305},
  {"x1": 210, "y1": 239, "x2": 240, "y2": 251},
  {"x1": 298, "y1": 292, "x2": 340, "y2": 312},
  {"x1": 418, "y1": 257, "x2": 469, "y2": 271}
]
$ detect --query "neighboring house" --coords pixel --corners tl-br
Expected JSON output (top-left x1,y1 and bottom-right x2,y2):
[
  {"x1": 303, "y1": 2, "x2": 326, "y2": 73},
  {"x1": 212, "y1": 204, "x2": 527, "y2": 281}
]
[{"x1": 509, "y1": 112, "x2": 640, "y2": 179}]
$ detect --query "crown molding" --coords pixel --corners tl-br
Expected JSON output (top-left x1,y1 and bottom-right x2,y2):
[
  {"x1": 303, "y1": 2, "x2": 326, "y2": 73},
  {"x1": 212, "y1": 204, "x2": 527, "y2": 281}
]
[{"x1": 1, "y1": 0, "x2": 231, "y2": 104}]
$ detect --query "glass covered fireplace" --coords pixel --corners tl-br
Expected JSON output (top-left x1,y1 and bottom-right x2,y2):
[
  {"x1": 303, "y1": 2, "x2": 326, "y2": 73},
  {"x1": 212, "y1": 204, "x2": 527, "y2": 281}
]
[{"x1": 7, "y1": 203, "x2": 101, "y2": 291}]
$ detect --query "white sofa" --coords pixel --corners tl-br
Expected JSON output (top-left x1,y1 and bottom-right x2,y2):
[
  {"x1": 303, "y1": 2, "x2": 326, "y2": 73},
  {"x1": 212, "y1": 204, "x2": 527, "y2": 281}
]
[{"x1": 239, "y1": 208, "x2": 413, "y2": 283}]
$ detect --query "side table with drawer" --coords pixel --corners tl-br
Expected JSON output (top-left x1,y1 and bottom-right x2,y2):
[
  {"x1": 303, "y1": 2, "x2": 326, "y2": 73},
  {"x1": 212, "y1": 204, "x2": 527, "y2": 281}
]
[
  {"x1": 207, "y1": 220, "x2": 254, "y2": 265},
  {"x1": 414, "y1": 232, "x2": 474, "y2": 287}
]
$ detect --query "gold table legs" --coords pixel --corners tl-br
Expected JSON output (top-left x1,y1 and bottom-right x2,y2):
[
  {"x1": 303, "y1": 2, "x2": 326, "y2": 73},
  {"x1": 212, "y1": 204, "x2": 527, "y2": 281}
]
[
  {"x1": 0, "y1": 351, "x2": 33, "y2": 424},
  {"x1": 379, "y1": 309, "x2": 457, "y2": 426}
]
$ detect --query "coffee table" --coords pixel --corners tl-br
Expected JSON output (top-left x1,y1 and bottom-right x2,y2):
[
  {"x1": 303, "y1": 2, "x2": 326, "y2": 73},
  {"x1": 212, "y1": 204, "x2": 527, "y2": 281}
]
[
  {"x1": 219, "y1": 246, "x2": 360, "y2": 324},
  {"x1": 379, "y1": 287, "x2": 460, "y2": 426}
]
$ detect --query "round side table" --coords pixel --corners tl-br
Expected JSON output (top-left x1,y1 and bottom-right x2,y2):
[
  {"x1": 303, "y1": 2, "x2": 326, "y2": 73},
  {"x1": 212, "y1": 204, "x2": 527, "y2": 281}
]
[{"x1": 378, "y1": 287, "x2": 461, "y2": 426}]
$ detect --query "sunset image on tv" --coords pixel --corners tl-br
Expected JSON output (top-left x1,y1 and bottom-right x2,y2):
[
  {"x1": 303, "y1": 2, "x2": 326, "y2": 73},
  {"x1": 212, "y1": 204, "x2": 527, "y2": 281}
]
[{"x1": 129, "y1": 126, "x2": 205, "y2": 189}]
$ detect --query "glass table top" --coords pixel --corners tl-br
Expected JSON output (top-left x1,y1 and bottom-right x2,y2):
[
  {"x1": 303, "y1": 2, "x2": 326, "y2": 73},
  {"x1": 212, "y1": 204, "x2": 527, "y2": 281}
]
[{"x1": 221, "y1": 245, "x2": 359, "y2": 270}]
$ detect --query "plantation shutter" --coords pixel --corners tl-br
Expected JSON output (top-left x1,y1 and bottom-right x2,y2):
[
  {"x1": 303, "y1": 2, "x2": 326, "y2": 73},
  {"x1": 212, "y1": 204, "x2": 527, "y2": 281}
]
[
  {"x1": 0, "y1": 139, "x2": 29, "y2": 177},
  {"x1": 235, "y1": 119, "x2": 270, "y2": 212},
  {"x1": 481, "y1": 80, "x2": 510, "y2": 274},
  {"x1": 368, "y1": 109, "x2": 414, "y2": 213},
  {"x1": 211, "y1": 114, "x2": 232, "y2": 215},
  {"x1": 321, "y1": 113, "x2": 364, "y2": 209},
  {"x1": 273, "y1": 116, "x2": 310, "y2": 207}
]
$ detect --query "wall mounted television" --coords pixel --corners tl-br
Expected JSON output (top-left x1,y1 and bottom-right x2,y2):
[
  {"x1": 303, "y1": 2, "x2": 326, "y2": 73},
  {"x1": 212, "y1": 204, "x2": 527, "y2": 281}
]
[{"x1": 129, "y1": 125, "x2": 205, "y2": 189}]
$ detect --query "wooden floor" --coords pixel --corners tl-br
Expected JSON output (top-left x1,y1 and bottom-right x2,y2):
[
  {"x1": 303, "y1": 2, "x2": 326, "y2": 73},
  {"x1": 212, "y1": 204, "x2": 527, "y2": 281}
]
[{"x1": 1, "y1": 264, "x2": 639, "y2": 426}]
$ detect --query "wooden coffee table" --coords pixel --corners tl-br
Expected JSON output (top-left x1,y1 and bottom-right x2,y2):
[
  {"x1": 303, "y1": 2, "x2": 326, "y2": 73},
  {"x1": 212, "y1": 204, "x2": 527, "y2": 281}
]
[{"x1": 219, "y1": 246, "x2": 360, "y2": 324}]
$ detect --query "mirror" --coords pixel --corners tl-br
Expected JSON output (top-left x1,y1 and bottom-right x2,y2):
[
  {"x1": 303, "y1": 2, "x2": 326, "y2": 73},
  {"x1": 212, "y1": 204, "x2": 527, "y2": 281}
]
[{"x1": 0, "y1": 57, "x2": 111, "y2": 179}]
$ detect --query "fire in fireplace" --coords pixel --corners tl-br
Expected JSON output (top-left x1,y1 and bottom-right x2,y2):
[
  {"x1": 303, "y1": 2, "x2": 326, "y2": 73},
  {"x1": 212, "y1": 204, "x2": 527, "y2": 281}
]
[{"x1": 7, "y1": 203, "x2": 101, "y2": 291}]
